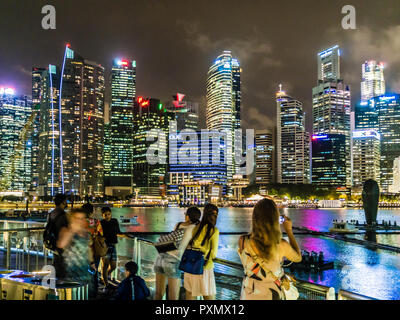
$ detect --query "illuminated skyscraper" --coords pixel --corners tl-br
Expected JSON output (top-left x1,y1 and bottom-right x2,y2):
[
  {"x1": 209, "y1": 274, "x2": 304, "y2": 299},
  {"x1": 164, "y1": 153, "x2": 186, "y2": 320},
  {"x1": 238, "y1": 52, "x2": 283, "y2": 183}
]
[
  {"x1": 31, "y1": 67, "x2": 46, "y2": 192},
  {"x1": 352, "y1": 130, "x2": 380, "y2": 189},
  {"x1": 132, "y1": 97, "x2": 173, "y2": 196},
  {"x1": 355, "y1": 94, "x2": 400, "y2": 192},
  {"x1": 361, "y1": 61, "x2": 385, "y2": 102},
  {"x1": 105, "y1": 59, "x2": 136, "y2": 197},
  {"x1": 255, "y1": 130, "x2": 274, "y2": 185},
  {"x1": 38, "y1": 46, "x2": 105, "y2": 198},
  {"x1": 0, "y1": 88, "x2": 32, "y2": 193},
  {"x1": 166, "y1": 93, "x2": 199, "y2": 131},
  {"x1": 206, "y1": 51, "x2": 241, "y2": 182},
  {"x1": 276, "y1": 87, "x2": 310, "y2": 184},
  {"x1": 311, "y1": 134, "x2": 347, "y2": 187},
  {"x1": 312, "y1": 45, "x2": 351, "y2": 188},
  {"x1": 318, "y1": 45, "x2": 340, "y2": 82}
]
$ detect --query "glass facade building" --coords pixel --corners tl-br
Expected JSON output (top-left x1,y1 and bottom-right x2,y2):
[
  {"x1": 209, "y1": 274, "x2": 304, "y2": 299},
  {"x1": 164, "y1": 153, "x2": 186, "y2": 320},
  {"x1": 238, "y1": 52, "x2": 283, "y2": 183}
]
[
  {"x1": 352, "y1": 130, "x2": 380, "y2": 190},
  {"x1": 106, "y1": 59, "x2": 136, "y2": 193},
  {"x1": 206, "y1": 51, "x2": 241, "y2": 182},
  {"x1": 166, "y1": 93, "x2": 199, "y2": 131},
  {"x1": 311, "y1": 134, "x2": 347, "y2": 187},
  {"x1": 355, "y1": 94, "x2": 400, "y2": 192},
  {"x1": 277, "y1": 88, "x2": 310, "y2": 184},
  {"x1": 38, "y1": 46, "x2": 105, "y2": 198},
  {"x1": 132, "y1": 98, "x2": 172, "y2": 196},
  {"x1": 312, "y1": 45, "x2": 351, "y2": 188},
  {"x1": 255, "y1": 130, "x2": 274, "y2": 185},
  {"x1": 168, "y1": 131, "x2": 228, "y2": 199},
  {"x1": 0, "y1": 90, "x2": 32, "y2": 193},
  {"x1": 361, "y1": 61, "x2": 385, "y2": 102}
]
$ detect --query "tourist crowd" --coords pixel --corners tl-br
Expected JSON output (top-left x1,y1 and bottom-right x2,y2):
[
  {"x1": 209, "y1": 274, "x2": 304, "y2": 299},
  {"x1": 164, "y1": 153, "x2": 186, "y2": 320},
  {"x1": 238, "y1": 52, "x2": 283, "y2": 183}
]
[{"x1": 45, "y1": 194, "x2": 301, "y2": 300}]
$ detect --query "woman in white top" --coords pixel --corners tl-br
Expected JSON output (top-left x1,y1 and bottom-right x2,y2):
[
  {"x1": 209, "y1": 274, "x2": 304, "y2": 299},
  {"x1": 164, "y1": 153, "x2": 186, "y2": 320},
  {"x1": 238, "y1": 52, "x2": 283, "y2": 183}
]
[
  {"x1": 154, "y1": 207, "x2": 201, "y2": 300},
  {"x1": 238, "y1": 198, "x2": 302, "y2": 300}
]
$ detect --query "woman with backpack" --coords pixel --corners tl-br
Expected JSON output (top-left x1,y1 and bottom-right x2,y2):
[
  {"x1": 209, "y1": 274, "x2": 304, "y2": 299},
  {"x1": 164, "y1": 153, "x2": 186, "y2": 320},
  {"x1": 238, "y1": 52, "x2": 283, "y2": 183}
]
[
  {"x1": 154, "y1": 207, "x2": 201, "y2": 300},
  {"x1": 183, "y1": 204, "x2": 219, "y2": 300},
  {"x1": 238, "y1": 198, "x2": 302, "y2": 300}
]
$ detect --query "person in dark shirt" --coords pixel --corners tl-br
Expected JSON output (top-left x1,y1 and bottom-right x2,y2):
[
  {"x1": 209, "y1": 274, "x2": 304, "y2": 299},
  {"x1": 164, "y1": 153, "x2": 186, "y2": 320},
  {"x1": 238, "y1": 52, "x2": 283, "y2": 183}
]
[
  {"x1": 100, "y1": 207, "x2": 125, "y2": 290},
  {"x1": 114, "y1": 261, "x2": 150, "y2": 300},
  {"x1": 47, "y1": 194, "x2": 69, "y2": 279}
]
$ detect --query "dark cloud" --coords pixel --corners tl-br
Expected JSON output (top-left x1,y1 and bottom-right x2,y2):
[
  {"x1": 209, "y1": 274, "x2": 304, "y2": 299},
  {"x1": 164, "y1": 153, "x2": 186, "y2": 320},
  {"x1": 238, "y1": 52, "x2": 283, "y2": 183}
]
[{"x1": 0, "y1": 0, "x2": 399, "y2": 132}]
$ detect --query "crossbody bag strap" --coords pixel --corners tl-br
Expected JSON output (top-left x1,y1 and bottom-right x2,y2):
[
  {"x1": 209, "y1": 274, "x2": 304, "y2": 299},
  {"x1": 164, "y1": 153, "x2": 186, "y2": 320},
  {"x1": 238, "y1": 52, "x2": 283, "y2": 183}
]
[{"x1": 248, "y1": 240, "x2": 281, "y2": 282}]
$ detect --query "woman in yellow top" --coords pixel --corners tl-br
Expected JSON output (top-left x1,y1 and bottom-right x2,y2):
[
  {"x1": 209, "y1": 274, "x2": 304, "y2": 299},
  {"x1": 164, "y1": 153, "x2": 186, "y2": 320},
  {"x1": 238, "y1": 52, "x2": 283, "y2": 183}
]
[{"x1": 184, "y1": 204, "x2": 219, "y2": 300}]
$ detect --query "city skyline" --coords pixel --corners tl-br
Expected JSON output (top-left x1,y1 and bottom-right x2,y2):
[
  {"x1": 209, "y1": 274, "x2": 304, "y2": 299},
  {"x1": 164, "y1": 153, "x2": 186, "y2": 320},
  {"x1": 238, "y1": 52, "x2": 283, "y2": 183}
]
[{"x1": 1, "y1": 0, "x2": 400, "y2": 132}]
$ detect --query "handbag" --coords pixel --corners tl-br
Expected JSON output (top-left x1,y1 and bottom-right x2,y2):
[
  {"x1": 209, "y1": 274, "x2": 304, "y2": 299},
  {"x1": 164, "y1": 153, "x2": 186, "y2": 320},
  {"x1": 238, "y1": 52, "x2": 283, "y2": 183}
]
[
  {"x1": 93, "y1": 235, "x2": 108, "y2": 257},
  {"x1": 154, "y1": 223, "x2": 185, "y2": 254},
  {"x1": 281, "y1": 274, "x2": 299, "y2": 300},
  {"x1": 178, "y1": 249, "x2": 205, "y2": 275}
]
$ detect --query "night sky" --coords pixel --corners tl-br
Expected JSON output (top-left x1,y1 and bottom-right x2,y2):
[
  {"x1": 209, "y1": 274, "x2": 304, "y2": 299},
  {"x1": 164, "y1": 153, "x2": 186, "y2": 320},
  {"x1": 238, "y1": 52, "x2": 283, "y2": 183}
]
[{"x1": 1, "y1": 0, "x2": 399, "y2": 131}]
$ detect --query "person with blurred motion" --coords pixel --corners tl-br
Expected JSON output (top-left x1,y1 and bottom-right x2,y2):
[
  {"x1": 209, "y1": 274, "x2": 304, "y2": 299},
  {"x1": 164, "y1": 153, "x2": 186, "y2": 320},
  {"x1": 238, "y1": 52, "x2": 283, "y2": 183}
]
[
  {"x1": 113, "y1": 261, "x2": 150, "y2": 300},
  {"x1": 45, "y1": 194, "x2": 69, "y2": 279},
  {"x1": 57, "y1": 208, "x2": 96, "y2": 297},
  {"x1": 154, "y1": 207, "x2": 201, "y2": 300},
  {"x1": 100, "y1": 207, "x2": 126, "y2": 292},
  {"x1": 184, "y1": 204, "x2": 219, "y2": 300},
  {"x1": 82, "y1": 203, "x2": 104, "y2": 297},
  {"x1": 238, "y1": 198, "x2": 302, "y2": 300}
]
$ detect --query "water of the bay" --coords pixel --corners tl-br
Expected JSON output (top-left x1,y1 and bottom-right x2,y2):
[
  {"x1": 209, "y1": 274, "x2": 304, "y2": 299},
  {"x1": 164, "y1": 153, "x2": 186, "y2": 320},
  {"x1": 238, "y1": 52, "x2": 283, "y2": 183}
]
[{"x1": 111, "y1": 207, "x2": 400, "y2": 300}]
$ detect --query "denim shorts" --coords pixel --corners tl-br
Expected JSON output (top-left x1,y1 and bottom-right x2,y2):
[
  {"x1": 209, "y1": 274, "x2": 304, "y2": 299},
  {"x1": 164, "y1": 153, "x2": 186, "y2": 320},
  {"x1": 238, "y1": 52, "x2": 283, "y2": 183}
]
[
  {"x1": 104, "y1": 244, "x2": 117, "y2": 261},
  {"x1": 154, "y1": 253, "x2": 181, "y2": 278}
]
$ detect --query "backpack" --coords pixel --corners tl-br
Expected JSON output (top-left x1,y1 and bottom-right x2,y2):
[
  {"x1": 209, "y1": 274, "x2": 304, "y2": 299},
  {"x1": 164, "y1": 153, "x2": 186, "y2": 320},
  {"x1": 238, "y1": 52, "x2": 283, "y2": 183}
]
[
  {"x1": 43, "y1": 211, "x2": 63, "y2": 252},
  {"x1": 154, "y1": 222, "x2": 185, "y2": 254}
]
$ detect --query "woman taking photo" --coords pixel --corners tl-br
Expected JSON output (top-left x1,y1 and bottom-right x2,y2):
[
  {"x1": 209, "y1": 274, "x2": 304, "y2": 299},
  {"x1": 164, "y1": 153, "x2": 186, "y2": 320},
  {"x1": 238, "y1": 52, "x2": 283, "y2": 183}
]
[
  {"x1": 154, "y1": 207, "x2": 201, "y2": 300},
  {"x1": 238, "y1": 198, "x2": 302, "y2": 300},
  {"x1": 184, "y1": 204, "x2": 219, "y2": 300}
]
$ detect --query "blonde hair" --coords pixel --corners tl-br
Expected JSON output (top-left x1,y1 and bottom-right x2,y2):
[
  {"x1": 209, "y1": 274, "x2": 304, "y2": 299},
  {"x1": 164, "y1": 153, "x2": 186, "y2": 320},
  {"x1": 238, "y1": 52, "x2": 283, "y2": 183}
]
[{"x1": 251, "y1": 198, "x2": 282, "y2": 260}]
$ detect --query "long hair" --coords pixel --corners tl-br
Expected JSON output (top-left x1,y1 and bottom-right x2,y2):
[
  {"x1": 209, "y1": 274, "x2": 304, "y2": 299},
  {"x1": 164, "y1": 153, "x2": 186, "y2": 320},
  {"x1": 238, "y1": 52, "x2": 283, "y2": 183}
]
[
  {"x1": 190, "y1": 203, "x2": 218, "y2": 247},
  {"x1": 251, "y1": 198, "x2": 282, "y2": 260}
]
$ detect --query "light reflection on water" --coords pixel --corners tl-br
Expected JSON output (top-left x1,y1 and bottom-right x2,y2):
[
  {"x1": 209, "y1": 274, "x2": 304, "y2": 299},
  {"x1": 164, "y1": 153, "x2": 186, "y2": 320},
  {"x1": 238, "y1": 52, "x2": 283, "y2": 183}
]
[{"x1": 112, "y1": 207, "x2": 400, "y2": 300}]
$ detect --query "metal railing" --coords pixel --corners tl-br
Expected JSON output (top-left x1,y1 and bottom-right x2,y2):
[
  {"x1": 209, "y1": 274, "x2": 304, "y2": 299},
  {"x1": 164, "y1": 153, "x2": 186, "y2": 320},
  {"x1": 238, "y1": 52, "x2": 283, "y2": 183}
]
[
  {"x1": 0, "y1": 221, "x2": 50, "y2": 272},
  {"x1": 338, "y1": 289, "x2": 377, "y2": 300},
  {"x1": 0, "y1": 220, "x2": 377, "y2": 300}
]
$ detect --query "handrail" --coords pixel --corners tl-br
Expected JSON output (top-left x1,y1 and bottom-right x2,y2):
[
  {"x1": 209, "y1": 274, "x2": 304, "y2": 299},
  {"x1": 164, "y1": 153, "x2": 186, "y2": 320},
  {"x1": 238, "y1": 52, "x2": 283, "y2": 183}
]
[
  {"x1": 338, "y1": 289, "x2": 377, "y2": 300},
  {"x1": 0, "y1": 227, "x2": 45, "y2": 233}
]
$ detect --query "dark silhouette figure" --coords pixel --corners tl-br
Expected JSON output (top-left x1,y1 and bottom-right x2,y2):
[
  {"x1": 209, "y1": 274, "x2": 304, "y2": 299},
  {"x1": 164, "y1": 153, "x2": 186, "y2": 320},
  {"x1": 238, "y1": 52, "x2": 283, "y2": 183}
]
[{"x1": 362, "y1": 179, "x2": 379, "y2": 226}]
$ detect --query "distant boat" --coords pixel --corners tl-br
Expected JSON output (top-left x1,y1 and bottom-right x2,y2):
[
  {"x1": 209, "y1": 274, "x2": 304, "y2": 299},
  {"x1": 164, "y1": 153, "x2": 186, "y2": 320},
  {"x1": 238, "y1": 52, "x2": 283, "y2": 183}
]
[
  {"x1": 119, "y1": 216, "x2": 140, "y2": 226},
  {"x1": 329, "y1": 221, "x2": 359, "y2": 233}
]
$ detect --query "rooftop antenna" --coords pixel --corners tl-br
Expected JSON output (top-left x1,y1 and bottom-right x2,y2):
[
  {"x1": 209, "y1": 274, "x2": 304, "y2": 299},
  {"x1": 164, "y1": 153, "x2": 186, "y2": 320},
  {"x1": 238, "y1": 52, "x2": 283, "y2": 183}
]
[{"x1": 279, "y1": 84, "x2": 282, "y2": 92}]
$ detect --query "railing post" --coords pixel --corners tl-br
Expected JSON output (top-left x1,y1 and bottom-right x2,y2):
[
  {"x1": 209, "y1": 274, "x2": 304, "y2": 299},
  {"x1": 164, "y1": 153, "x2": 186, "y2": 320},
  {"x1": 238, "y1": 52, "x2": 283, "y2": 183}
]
[
  {"x1": 27, "y1": 231, "x2": 31, "y2": 272},
  {"x1": 6, "y1": 231, "x2": 11, "y2": 270},
  {"x1": 137, "y1": 240, "x2": 141, "y2": 276},
  {"x1": 326, "y1": 287, "x2": 336, "y2": 300}
]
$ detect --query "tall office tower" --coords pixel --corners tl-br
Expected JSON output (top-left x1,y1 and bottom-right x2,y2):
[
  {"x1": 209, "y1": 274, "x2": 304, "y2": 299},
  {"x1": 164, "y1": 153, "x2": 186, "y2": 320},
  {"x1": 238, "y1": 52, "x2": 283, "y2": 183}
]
[
  {"x1": 103, "y1": 122, "x2": 111, "y2": 185},
  {"x1": 206, "y1": 51, "x2": 241, "y2": 183},
  {"x1": 0, "y1": 88, "x2": 32, "y2": 193},
  {"x1": 166, "y1": 93, "x2": 199, "y2": 131},
  {"x1": 38, "y1": 65, "x2": 62, "y2": 197},
  {"x1": 38, "y1": 46, "x2": 105, "y2": 198},
  {"x1": 361, "y1": 61, "x2": 385, "y2": 102},
  {"x1": 105, "y1": 59, "x2": 136, "y2": 197},
  {"x1": 312, "y1": 45, "x2": 351, "y2": 188},
  {"x1": 311, "y1": 134, "x2": 347, "y2": 187},
  {"x1": 352, "y1": 130, "x2": 380, "y2": 190},
  {"x1": 31, "y1": 67, "x2": 46, "y2": 192},
  {"x1": 355, "y1": 94, "x2": 400, "y2": 192},
  {"x1": 168, "y1": 131, "x2": 228, "y2": 203},
  {"x1": 276, "y1": 87, "x2": 310, "y2": 184},
  {"x1": 255, "y1": 130, "x2": 274, "y2": 185},
  {"x1": 59, "y1": 46, "x2": 105, "y2": 198},
  {"x1": 318, "y1": 45, "x2": 340, "y2": 82},
  {"x1": 389, "y1": 157, "x2": 400, "y2": 193},
  {"x1": 132, "y1": 97, "x2": 173, "y2": 196}
]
